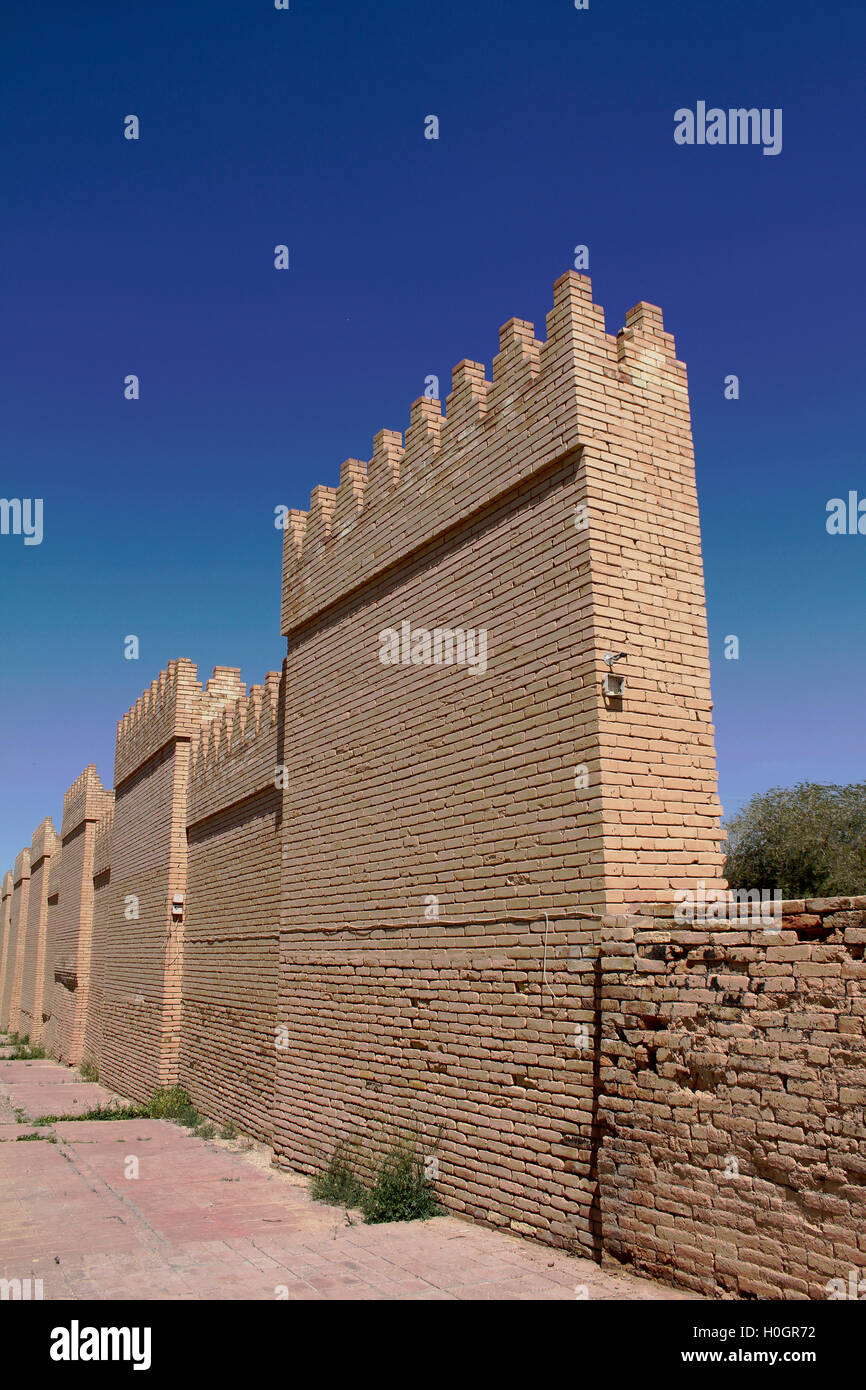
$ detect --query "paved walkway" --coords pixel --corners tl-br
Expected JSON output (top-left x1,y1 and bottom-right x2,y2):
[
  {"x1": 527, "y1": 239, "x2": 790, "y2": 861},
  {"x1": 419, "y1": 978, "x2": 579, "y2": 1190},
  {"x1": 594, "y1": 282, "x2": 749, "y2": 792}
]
[{"x1": 0, "y1": 1048, "x2": 695, "y2": 1301}]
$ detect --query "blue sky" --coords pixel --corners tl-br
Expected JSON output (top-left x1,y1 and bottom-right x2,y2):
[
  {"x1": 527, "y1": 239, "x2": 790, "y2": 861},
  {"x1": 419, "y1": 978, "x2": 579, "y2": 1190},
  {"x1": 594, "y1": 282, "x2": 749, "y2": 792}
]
[{"x1": 1, "y1": 0, "x2": 864, "y2": 869}]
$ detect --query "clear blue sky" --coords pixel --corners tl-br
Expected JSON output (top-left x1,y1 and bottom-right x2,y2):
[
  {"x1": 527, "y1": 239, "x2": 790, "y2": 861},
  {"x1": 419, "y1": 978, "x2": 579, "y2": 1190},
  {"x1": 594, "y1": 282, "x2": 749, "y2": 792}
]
[{"x1": 1, "y1": 0, "x2": 864, "y2": 870}]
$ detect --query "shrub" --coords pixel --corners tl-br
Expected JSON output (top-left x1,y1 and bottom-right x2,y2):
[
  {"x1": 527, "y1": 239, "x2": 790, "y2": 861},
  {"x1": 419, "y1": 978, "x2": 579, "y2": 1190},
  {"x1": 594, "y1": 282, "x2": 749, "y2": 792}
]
[
  {"x1": 146, "y1": 1085, "x2": 200, "y2": 1126},
  {"x1": 361, "y1": 1140, "x2": 438, "y2": 1224}
]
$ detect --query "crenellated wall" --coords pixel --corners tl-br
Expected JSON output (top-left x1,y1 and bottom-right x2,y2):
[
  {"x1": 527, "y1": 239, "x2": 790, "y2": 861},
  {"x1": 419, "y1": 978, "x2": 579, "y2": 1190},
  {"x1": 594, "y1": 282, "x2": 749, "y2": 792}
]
[
  {"x1": 5, "y1": 272, "x2": 857, "y2": 1299},
  {"x1": 272, "y1": 271, "x2": 726, "y2": 1208},
  {"x1": 41, "y1": 768, "x2": 113, "y2": 1063},
  {"x1": 98, "y1": 662, "x2": 245, "y2": 1099},
  {"x1": 17, "y1": 819, "x2": 59, "y2": 1044},
  {"x1": 180, "y1": 669, "x2": 283, "y2": 1142}
]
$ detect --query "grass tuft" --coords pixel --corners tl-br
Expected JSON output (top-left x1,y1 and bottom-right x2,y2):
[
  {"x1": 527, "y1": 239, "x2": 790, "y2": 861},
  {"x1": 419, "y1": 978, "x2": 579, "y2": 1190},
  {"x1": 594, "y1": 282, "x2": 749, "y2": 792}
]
[{"x1": 311, "y1": 1140, "x2": 366, "y2": 1209}]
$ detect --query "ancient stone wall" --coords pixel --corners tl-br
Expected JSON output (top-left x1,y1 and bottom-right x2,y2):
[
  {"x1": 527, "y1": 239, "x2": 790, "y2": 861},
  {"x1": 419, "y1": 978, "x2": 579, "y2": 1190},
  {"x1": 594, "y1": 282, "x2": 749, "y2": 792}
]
[{"x1": 0, "y1": 871, "x2": 15, "y2": 1029}]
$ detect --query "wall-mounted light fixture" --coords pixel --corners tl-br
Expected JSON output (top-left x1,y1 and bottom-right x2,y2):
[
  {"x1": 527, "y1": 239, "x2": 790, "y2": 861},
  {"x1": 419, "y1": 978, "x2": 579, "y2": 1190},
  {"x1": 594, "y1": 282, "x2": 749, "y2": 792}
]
[{"x1": 603, "y1": 651, "x2": 627, "y2": 697}]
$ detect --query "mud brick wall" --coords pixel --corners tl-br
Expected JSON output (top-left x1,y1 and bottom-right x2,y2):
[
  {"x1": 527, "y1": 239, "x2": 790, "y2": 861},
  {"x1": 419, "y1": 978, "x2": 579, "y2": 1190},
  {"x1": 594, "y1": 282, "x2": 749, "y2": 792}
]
[
  {"x1": 41, "y1": 768, "x2": 113, "y2": 1064},
  {"x1": 0, "y1": 872, "x2": 14, "y2": 1027},
  {"x1": 82, "y1": 809, "x2": 113, "y2": 1070},
  {"x1": 274, "y1": 271, "x2": 725, "y2": 1219},
  {"x1": 17, "y1": 820, "x2": 58, "y2": 1044},
  {"x1": 597, "y1": 900, "x2": 866, "y2": 1297},
  {"x1": 279, "y1": 272, "x2": 724, "y2": 922},
  {"x1": 99, "y1": 662, "x2": 245, "y2": 1100},
  {"x1": 41, "y1": 852, "x2": 63, "y2": 1053},
  {"x1": 181, "y1": 672, "x2": 282, "y2": 1142},
  {"x1": 43, "y1": 819, "x2": 89, "y2": 1062},
  {"x1": 9, "y1": 271, "x2": 819, "y2": 1290},
  {"x1": 3, "y1": 850, "x2": 31, "y2": 1033},
  {"x1": 275, "y1": 913, "x2": 603, "y2": 1250}
]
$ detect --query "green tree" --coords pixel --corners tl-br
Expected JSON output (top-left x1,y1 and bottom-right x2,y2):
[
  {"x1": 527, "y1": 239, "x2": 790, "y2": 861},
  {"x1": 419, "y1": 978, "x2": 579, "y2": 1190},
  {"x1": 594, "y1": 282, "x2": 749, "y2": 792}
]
[{"x1": 723, "y1": 782, "x2": 866, "y2": 899}]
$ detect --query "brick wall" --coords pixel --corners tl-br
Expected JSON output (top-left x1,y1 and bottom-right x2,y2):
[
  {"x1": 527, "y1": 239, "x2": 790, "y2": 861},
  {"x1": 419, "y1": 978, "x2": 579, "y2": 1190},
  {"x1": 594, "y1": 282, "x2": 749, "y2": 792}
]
[
  {"x1": 3, "y1": 850, "x2": 31, "y2": 1033},
  {"x1": 272, "y1": 271, "x2": 726, "y2": 1220},
  {"x1": 82, "y1": 808, "x2": 113, "y2": 1071},
  {"x1": 180, "y1": 671, "x2": 282, "y2": 1142},
  {"x1": 98, "y1": 662, "x2": 245, "y2": 1099},
  {"x1": 597, "y1": 899, "x2": 866, "y2": 1297},
  {"x1": 0, "y1": 872, "x2": 13, "y2": 1027},
  {"x1": 5, "y1": 272, "x2": 861, "y2": 1299},
  {"x1": 278, "y1": 273, "x2": 724, "y2": 921},
  {"x1": 41, "y1": 852, "x2": 63, "y2": 1054},
  {"x1": 99, "y1": 748, "x2": 181, "y2": 1097},
  {"x1": 277, "y1": 912, "x2": 603, "y2": 1250},
  {"x1": 17, "y1": 819, "x2": 58, "y2": 1044},
  {"x1": 41, "y1": 768, "x2": 113, "y2": 1064}
]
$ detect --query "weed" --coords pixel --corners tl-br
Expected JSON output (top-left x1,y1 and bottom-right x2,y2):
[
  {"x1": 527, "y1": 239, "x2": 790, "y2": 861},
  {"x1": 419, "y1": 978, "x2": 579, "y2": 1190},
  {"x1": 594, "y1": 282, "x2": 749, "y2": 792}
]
[
  {"x1": 32, "y1": 1102, "x2": 149, "y2": 1125},
  {"x1": 361, "y1": 1139, "x2": 438, "y2": 1224},
  {"x1": 311, "y1": 1136, "x2": 439, "y2": 1224},
  {"x1": 9, "y1": 1042, "x2": 47, "y2": 1060},
  {"x1": 311, "y1": 1140, "x2": 366, "y2": 1209},
  {"x1": 17, "y1": 1083, "x2": 220, "y2": 1134},
  {"x1": 146, "y1": 1085, "x2": 201, "y2": 1127}
]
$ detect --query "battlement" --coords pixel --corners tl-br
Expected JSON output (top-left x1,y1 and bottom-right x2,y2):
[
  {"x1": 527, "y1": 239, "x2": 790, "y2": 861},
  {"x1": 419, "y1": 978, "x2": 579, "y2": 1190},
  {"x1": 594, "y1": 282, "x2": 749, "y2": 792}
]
[
  {"x1": 281, "y1": 272, "x2": 683, "y2": 635},
  {"x1": 187, "y1": 669, "x2": 283, "y2": 827},
  {"x1": 29, "y1": 817, "x2": 58, "y2": 867},
  {"x1": 190, "y1": 671, "x2": 281, "y2": 784},
  {"x1": 61, "y1": 766, "x2": 114, "y2": 839},
  {"x1": 13, "y1": 848, "x2": 31, "y2": 884},
  {"x1": 114, "y1": 660, "x2": 245, "y2": 787},
  {"x1": 201, "y1": 666, "x2": 246, "y2": 721}
]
